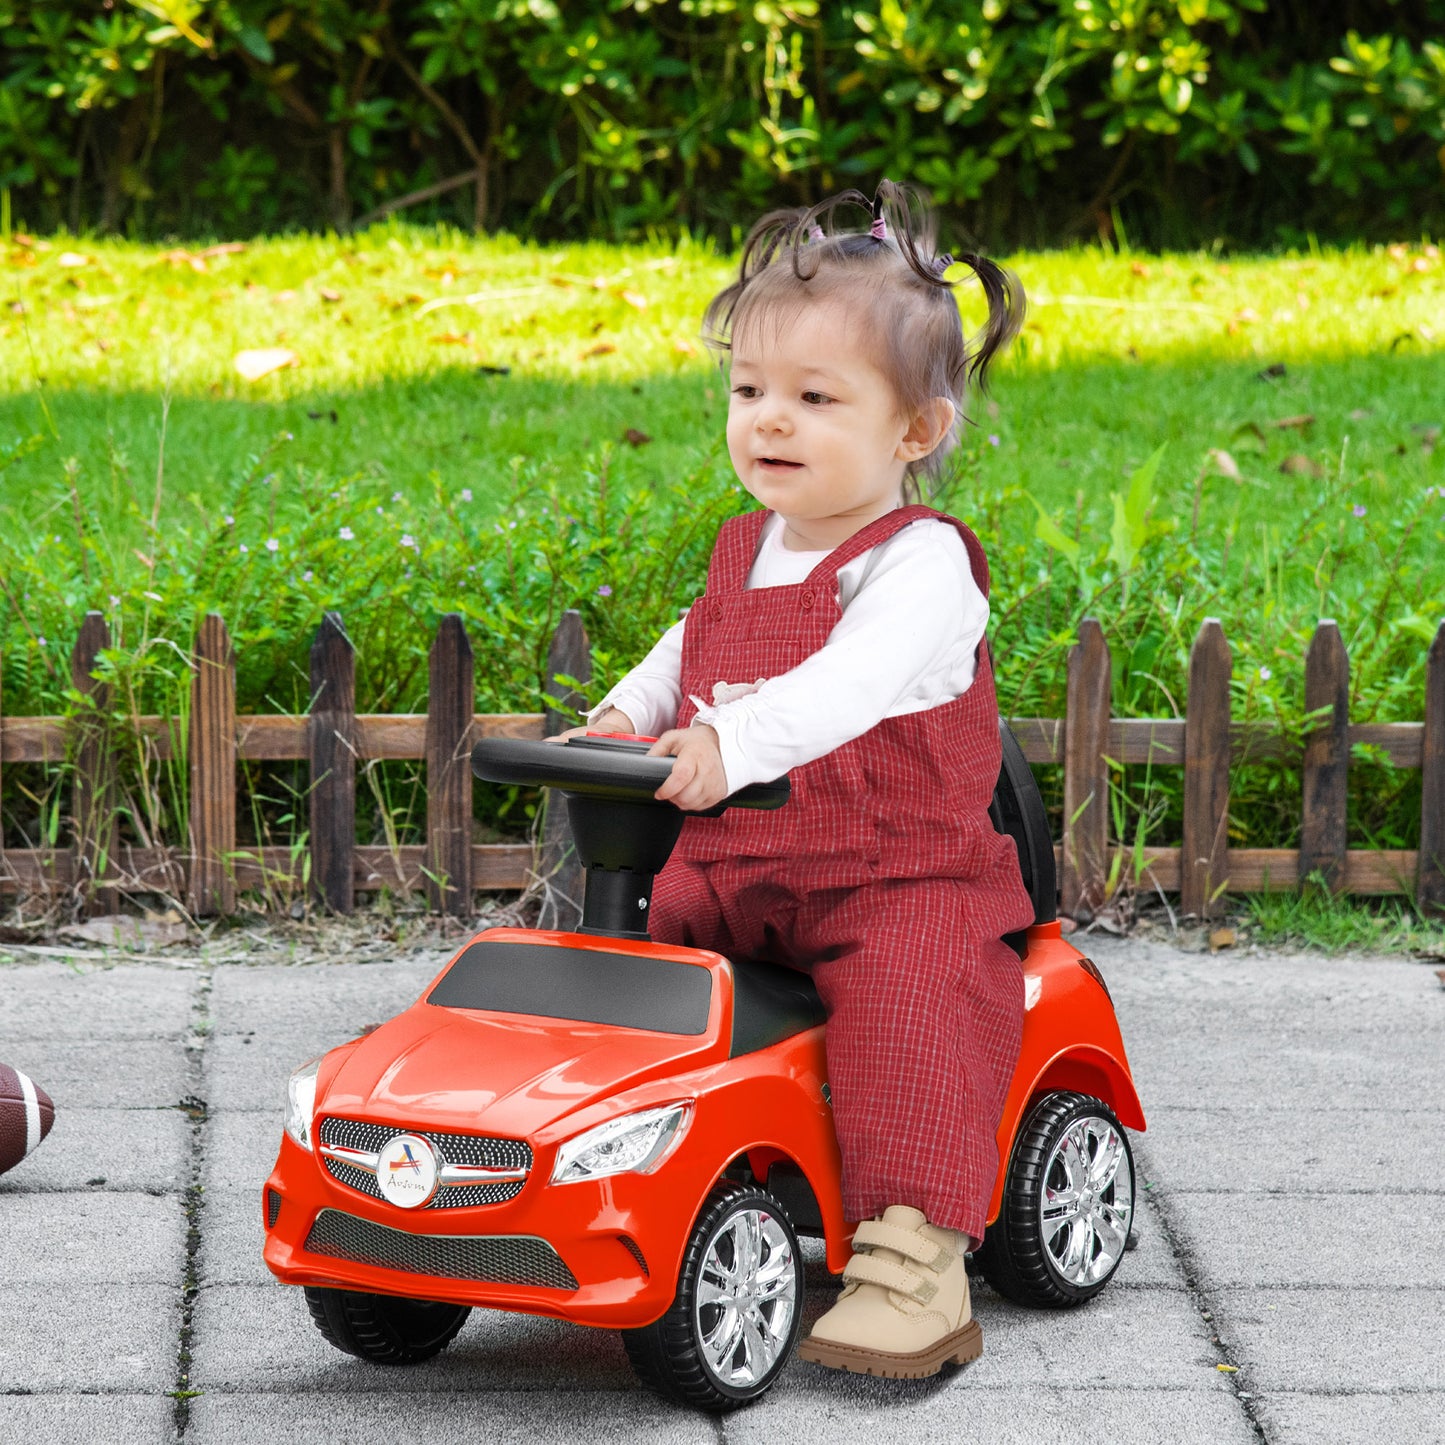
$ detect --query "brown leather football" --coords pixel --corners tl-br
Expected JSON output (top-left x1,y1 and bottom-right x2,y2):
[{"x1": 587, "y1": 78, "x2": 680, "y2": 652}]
[{"x1": 0, "y1": 1062, "x2": 55, "y2": 1176}]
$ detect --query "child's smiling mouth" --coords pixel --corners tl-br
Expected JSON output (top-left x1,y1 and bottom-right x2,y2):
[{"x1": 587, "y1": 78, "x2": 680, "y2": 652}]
[{"x1": 759, "y1": 457, "x2": 804, "y2": 470}]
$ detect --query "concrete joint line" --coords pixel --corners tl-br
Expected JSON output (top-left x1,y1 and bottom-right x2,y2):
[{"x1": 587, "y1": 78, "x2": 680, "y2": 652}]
[
  {"x1": 172, "y1": 963, "x2": 214, "y2": 1439},
  {"x1": 1141, "y1": 1182, "x2": 1272, "y2": 1443}
]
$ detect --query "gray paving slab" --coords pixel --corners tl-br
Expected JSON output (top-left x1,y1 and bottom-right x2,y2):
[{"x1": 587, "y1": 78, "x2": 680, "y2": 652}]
[
  {"x1": 202, "y1": 1110, "x2": 281, "y2": 1192},
  {"x1": 202, "y1": 1029, "x2": 358, "y2": 1112},
  {"x1": 1211, "y1": 1287, "x2": 1445, "y2": 1392},
  {"x1": 0, "y1": 1104, "x2": 191, "y2": 1194},
  {"x1": 0, "y1": 1392, "x2": 176, "y2": 1445},
  {"x1": 1131, "y1": 1105, "x2": 1439, "y2": 1192},
  {"x1": 0, "y1": 1037, "x2": 191, "y2": 1108},
  {"x1": 187, "y1": 1390, "x2": 716, "y2": 1445},
  {"x1": 1159, "y1": 1191, "x2": 1442, "y2": 1289},
  {"x1": 3, "y1": 1191, "x2": 187, "y2": 1285},
  {"x1": 0, "y1": 961, "x2": 197, "y2": 1040},
  {"x1": 1253, "y1": 1389, "x2": 1445, "y2": 1445},
  {"x1": 207, "y1": 955, "x2": 445, "y2": 1037},
  {"x1": 0, "y1": 1284, "x2": 180, "y2": 1391},
  {"x1": 197, "y1": 1187, "x2": 271, "y2": 1287},
  {"x1": 731, "y1": 1386, "x2": 1262, "y2": 1445}
]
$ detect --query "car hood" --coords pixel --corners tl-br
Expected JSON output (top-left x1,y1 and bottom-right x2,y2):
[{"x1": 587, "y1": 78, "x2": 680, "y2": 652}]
[{"x1": 318, "y1": 1001, "x2": 724, "y2": 1142}]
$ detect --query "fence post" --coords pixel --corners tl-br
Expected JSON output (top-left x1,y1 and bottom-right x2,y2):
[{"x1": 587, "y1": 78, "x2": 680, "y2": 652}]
[
  {"x1": 1181, "y1": 618, "x2": 1232, "y2": 919},
  {"x1": 1061, "y1": 617, "x2": 1111, "y2": 922},
  {"x1": 308, "y1": 613, "x2": 356, "y2": 914},
  {"x1": 425, "y1": 613, "x2": 474, "y2": 916},
  {"x1": 1299, "y1": 620, "x2": 1349, "y2": 895},
  {"x1": 71, "y1": 611, "x2": 118, "y2": 914},
  {"x1": 189, "y1": 613, "x2": 236, "y2": 916},
  {"x1": 1419, "y1": 620, "x2": 1445, "y2": 915},
  {"x1": 538, "y1": 609, "x2": 592, "y2": 932}
]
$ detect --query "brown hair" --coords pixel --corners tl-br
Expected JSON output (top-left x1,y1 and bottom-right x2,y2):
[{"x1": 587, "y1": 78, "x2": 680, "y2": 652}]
[{"x1": 702, "y1": 180, "x2": 1024, "y2": 500}]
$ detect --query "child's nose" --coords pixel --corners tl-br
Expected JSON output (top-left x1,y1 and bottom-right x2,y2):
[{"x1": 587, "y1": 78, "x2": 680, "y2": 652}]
[{"x1": 755, "y1": 398, "x2": 792, "y2": 433}]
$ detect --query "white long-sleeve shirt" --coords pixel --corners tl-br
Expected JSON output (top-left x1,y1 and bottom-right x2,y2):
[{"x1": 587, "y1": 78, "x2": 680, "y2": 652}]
[{"x1": 591, "y1": 512, "x2": 990, "y2": 792}]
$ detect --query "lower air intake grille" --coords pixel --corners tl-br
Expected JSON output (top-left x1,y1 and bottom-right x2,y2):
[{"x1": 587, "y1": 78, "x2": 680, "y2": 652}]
[
  {"x1": 265, "y1": 1188, "x2": 283, "y2": 1229},
  {"x1": 303, "y1": 1208, "x2": 578, "y2": 1291}
]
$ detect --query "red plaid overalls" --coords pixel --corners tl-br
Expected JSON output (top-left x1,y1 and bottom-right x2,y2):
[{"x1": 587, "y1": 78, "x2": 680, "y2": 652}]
[{"x1": 650, "y1": 505, "x2": 1034, "y2": 1243}]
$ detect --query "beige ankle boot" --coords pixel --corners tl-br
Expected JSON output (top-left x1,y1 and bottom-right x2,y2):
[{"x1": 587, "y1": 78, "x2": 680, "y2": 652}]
[{"x1": 797, "y1": 1204, "x2": 982, "y2": 1378}]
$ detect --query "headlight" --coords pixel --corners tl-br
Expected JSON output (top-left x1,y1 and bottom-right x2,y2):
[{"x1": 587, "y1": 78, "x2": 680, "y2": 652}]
[
  {"x1": 283, "y1": 1059, "x2": 321, "y2": 1152},
  {"x1": 551, "y1": 1103, "x2": 691, "y2": 1185}
]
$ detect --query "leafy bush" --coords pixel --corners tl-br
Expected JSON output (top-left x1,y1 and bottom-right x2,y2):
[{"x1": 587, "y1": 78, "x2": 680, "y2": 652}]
[{"x1": 2, "y1": 2, "x2": 1444, "y2": 246}]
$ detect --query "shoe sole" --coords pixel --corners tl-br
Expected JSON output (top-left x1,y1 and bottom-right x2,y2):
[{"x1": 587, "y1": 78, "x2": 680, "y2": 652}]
[{"x1": 796, "y1": 1319, "x2": 983, "y2": 1379}]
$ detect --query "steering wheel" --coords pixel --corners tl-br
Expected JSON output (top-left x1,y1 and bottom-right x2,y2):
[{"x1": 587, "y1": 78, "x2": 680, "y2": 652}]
[{"x1": 470, "y1": 735, "x2": 790, "y2": 813}]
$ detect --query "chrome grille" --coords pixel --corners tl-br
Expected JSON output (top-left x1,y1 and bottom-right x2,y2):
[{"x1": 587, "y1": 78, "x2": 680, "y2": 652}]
[
  {"x1": 319, "y1": 1116, "x2": 529, "y2": 1209},
  {"x1": 303, "y1": 1208, "x2": 578, "y2": 1291}
]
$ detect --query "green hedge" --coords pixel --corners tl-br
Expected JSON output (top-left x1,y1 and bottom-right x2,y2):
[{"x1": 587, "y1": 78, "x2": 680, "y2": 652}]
[{"x1": 2, "y1": 2, "x2": 1444, "y2": 247}]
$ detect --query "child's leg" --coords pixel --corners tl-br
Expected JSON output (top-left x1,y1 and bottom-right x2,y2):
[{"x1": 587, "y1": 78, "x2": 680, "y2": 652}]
[
  {"x1": 648, "y1": 858, "x2": 734, "y2": 954},
  {"x1": 799, "y1": 876, "x2": 1024, "y2": 1245}
]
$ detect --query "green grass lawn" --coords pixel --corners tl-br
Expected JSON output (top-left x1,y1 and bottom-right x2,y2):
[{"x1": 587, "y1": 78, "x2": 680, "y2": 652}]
[{"x1": 1, "y1": 227, "x2": 1442, "y2": 945}]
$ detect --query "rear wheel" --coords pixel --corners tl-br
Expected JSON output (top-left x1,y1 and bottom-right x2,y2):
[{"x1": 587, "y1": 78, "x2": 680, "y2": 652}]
[
  {"x1": 304, "y1": 1286, "x2": 471, "y2": 1364},
  {"x1": 975, "y1": 1091, "x2": 1135, "y2": 1308},
  {"x1": 623, "y1": 1182, "x2": 804, "y2": 1411}
]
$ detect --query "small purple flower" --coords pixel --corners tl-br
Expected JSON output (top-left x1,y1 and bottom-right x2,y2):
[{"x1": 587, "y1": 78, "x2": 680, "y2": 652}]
[
  {"x1": 1352, "y1": 503, "x2": 1367, "y2": 517},
  {"x1": 265, "y1": 538, "x2": 279, "y2": 553},
  {"x1": 339, "y1": 526, "x2": 354, "y2": 540},
  {"x1": 37, "y1": 635, "x2": 47, "y2": 647},
  {"x1": 988, "y1": 434, "x2": 1000, "y2": 446},
  {"x1": 224, "y1": 515, "x2": 234, "y2": 525},
  {"x1": 109, "y1": 594, "x2": 121, "y2": 608},
  {"x1": 238, "y1": 543, "x2": 249, "y2": 554},
  {"x1": 400, "y1": 534, "x2": 416, "y2": 549},
  {"x1": 460, "y1": 488, "x2": 473, "y2": 502},
  {"x1": 597, "y1": 584, "x2": 613, "y2": 597},
  {"x1": 392, "y1": 491, "x2": 403, "y2": 502},
  {"x1": 1258, "y1": 666, "x2": 1272, "y2": 681},
  {"x1": 302, "y1": 570, "x2": 314, "y2": 582}
]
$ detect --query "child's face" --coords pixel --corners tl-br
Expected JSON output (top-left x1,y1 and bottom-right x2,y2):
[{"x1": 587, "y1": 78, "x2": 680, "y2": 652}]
[{"x1": 725, "y1": 299, "x2": 924, "y2": 547}]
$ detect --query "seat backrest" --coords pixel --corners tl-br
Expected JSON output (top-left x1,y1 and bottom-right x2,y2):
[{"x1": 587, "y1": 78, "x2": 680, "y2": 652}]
[{"x1": 988, "y1": 720, "x2": 1058, "y2": 927}]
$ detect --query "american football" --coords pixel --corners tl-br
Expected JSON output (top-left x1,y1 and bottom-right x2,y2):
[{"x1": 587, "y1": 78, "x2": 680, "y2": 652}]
[{"x1": 0, "y1": 1062, "x2": 56, "y2": 1176}]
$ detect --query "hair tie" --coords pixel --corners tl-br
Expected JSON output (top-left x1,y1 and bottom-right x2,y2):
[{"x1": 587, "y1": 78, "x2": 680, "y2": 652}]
[
  {"x1": 870, "y1": 215, "x2": 888, "y2": 241},
  {"x1": 932, "y1": 253, "x2": 954, "y2": 278},
  {"x1": 807, "y1": 224, "x2": 825, "y2": 243}
]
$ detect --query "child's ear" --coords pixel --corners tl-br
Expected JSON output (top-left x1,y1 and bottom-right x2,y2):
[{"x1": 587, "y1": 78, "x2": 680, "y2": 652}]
[{"x1": 897, "y1": 397, "x2": 956, "y2": 462}]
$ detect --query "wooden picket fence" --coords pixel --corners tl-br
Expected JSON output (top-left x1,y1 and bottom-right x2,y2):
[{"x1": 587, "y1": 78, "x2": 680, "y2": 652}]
[{"x1": 1, "y1": 609, "x2": 1441, "y2": 921}]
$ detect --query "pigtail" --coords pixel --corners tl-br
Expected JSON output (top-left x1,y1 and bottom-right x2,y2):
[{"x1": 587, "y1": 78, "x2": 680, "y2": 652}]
[{"x1": 953, "y1": 252, "x2": 1025, "y2": 393}]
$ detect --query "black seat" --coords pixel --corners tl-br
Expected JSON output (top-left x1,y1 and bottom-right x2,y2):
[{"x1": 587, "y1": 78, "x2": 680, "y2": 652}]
[
  {"x1": 989, "y1": 720, "x2": 1058, "y2": 958},
  {"x1": 729, "y1": 958, "x2": 827, "y2": 1057}
]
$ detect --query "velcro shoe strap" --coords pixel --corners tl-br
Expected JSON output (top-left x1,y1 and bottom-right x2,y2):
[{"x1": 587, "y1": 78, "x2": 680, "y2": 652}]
[
  {"x1": 842, "y1": 1252, "x2": 938, "y2": 1304},
  {"x1": 852, "y1": 1219, "x2": 946, "y2": 1269}
]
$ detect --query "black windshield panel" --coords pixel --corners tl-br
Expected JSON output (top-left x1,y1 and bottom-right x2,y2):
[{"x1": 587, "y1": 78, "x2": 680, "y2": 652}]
[{"x1": 428, "y1": 940, "x2": 713, "y2": 1036}]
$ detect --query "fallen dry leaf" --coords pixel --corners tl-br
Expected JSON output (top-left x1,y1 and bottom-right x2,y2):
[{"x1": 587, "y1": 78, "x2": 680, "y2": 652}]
[
  {"x1": 581, "y1": 342, "x2": 617, "y2": 359},
  {"x1": 1279, "y1": 454, "x2": 1323, "y2": 477},
  {"x1": 161, "y1": 248, "x2": 208, "y2": 272},
  {"x1": 1207, "y1": 448, "x2": 1242, "y2": 481},
  {"x1": 1130, "y1": 260, "x2": 1151, "y2": 277},
  {"x1": 318, "y1": 286, "x2": 343, "y2": 303},
  {"x1": 233, "y1": 347, "x2": 299, "y2": 381},
  {"x1": 1348, "y1": 408, "x2": 1374, "y2": 420},
  {"x1": 622, "y1": 428, "x2": 652, "y2": 447},
  {"x1": 1209, "y1": 927, "x2": 1236, "y2": 952},
  {"x1": 618, "y1": 289, "x2": 648, "y2": 310},
  {"x1": 201, "y1": 241, "x2": 247, "y2": 258},
  {"x1": 56, "y1": 251, "x2": 91, "y2": 268},
  {"x1": 429, "y1": 331, "x2": 473, "y2": 345},
  {"x1": 1255, "y1": 362, "x2": 1287, "y2": 381},
  {"x1": 1271, "y1": 414, "x2": 1315, "y2": 431},
  {"x1": 59, "y1": 913, "x2": 192, "y2": 948},
  {"x1": 673, "y1": 338, "x2": 698, "y2": 357}
]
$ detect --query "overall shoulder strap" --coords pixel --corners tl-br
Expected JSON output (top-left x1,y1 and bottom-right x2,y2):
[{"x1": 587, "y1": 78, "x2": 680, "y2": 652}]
[
  {"x1": 803, "y1": 505, "x2": 992, "y2": 598},
  {"x1": 705, "y1": 509, "x2": 770, "y2": 592}
]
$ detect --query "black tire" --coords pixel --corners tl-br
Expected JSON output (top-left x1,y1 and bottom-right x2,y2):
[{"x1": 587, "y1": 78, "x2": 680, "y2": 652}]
[
  {"x1": 975, "y1": 1091, "x2": 1135, "y2": 1309},
  {"x1": 304, "y1": 1285, "x2": 471, "y2": 1364},
  {"x1": 622, "y1": 1182, "x2": 804, "y2": 1411}
]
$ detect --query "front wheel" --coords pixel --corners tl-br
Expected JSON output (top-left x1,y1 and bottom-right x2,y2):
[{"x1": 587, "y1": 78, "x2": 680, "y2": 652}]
[
  {"x1": 974, "y1": 1091, "x2": 1135, "y2": 1308},
  {"x1": 623, "y1": 1182, "x2": 804, "y2": 1411},
  {"x1": 304, "y1": 1286, "x2": 471, "y2": 1364}
]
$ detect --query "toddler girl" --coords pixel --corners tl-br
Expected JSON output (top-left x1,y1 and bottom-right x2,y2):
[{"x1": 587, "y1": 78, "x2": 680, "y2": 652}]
[{"x1": 576, "y1": 181, "x2": 1034, "y2": 1378}]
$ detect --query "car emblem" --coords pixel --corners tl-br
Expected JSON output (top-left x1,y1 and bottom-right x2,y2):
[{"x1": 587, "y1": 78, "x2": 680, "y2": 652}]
[{"x1": 375, "y1": 1133, "x2": 440, "y2": 1208}]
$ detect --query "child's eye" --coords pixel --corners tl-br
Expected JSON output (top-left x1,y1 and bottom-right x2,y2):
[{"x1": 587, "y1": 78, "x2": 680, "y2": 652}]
[
  {"x1": 731, "y1": 384, "x2": 760, "y2": 399},
  {"x1": 802, "y1": 391, "x2": 833, "y2": 406}
]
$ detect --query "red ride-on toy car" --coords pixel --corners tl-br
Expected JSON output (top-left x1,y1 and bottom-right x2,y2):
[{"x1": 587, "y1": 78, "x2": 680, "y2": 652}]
[{"x1": 262, "y1": 726, "x2": 1144, "y2": 1410}]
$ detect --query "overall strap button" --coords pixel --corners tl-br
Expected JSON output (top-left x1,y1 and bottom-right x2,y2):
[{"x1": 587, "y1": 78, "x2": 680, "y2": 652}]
[
  {"x1": 800, "y1": 589, "x2": 815, "y2": 610},
  {"x1": 709, "y1": 601, "x2": 724, "y2": 620}
]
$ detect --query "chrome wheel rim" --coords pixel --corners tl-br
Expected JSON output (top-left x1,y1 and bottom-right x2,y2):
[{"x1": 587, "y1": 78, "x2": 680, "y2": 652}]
[
  {"x1": 1040, "y1": 1115, "x2": 1134, "y2": 1287},
  {"x1": 693, "y1": 1206, "x2": 798, "y2": 1389}
]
